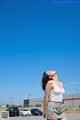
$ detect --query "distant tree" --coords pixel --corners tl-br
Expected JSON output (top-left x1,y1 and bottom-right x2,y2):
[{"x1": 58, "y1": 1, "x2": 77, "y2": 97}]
[
  {"x1": 11, "y1": 105, "x2": 15, "y2": 107},
  {"x1": 6, "y1": 104, "x2": 10, "y2": 108}
]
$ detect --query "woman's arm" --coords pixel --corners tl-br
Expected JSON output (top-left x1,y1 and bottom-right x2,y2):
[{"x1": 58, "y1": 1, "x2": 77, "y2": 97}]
[{"x1": 43, "y1": 81, "x2": 52, "y2": 113}]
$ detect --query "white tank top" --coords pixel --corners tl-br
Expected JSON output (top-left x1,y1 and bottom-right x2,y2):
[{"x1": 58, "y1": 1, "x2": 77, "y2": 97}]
[{"x1": 49, "y1": 81, "x2": 65, "y2": 102}]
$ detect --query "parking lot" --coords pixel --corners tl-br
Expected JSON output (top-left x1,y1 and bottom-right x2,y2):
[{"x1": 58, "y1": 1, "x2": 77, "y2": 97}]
[{"x1": 9, "y1": 113, "x2": 80, "y2": 120}]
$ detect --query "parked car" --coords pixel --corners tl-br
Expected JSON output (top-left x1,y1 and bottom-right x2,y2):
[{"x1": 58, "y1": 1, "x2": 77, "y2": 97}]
[
  {"x1": 19, "y1": 108, "x2": 31, "y2": 116},
  {"x1": 6, "y1": 107, "x2": 19, "y2": 117},
  {"x1": 30, "y1": 108, "x2": 42, "y2": 116}
]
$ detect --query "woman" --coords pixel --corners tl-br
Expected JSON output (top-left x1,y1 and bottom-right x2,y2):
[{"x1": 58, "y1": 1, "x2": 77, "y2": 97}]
[{"x1": 42, "y1": 70, "x2": 67, "y2": 120}]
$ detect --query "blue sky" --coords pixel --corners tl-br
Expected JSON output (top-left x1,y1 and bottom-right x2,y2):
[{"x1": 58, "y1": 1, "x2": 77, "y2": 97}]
[{"x1": 0, "y1": 0, "x2": 80, "y2": 105}]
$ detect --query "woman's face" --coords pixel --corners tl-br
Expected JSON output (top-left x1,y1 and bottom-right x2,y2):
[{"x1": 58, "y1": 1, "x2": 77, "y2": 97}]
[
  {"x1": 46, "y1": 70, "x2": 56, "y2": 76},
  {"x1": 46, "y1": 70, "x2": 58, "y2": 80}
]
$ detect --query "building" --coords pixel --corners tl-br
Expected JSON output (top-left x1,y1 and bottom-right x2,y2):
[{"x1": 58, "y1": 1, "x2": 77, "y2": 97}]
[
  {"x1": 24, "y1": 98, "x2": 43, "y2": 107},
  {"x1": 64, "y1": 94, "x2": 80, "y2": 108},
  {"x1": 24, "y1": 94, "x2": 80, "y2": 108}
]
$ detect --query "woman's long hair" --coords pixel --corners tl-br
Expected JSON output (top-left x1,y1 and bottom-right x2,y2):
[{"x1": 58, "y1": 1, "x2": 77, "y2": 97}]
[{"x1": 42, "y1": 72, "x2": 50, "y2": 91}]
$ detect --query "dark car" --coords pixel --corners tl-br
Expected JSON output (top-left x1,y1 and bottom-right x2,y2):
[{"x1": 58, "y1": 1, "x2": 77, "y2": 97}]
[
  {"x1": 6, "y1": 107, "x2": 19, "y2": 117},
  {"x1": 30, "y1": 108, "x2": 42, "y2": 116}
]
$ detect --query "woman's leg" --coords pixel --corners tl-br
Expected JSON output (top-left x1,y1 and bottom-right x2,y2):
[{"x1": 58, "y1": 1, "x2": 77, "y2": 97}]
[
  {"x1": 47, "y1": 119, "x2": 55, "y2": 120},
  {"x1": 46, "y1": 102, "x2": 56, "y2": 120},
  {"x1": 58, "y1": 118, "x2": 67, "y2": 120}
]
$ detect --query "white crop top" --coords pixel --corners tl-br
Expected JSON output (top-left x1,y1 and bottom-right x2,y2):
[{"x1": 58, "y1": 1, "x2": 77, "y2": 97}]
[{"x1": 49, "y1": 81, "x2": 65, "y2": 102}]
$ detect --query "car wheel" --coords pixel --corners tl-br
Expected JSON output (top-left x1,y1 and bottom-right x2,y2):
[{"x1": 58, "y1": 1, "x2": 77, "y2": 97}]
[{"x1": 32, "y1": 113, "x2": 34, "y2": 116}]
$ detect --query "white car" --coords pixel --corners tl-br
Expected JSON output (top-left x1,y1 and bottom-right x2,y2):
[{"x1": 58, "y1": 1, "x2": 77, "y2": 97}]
[{"x1": 19, "y1": 108, "x2": 31, "y2": 116}]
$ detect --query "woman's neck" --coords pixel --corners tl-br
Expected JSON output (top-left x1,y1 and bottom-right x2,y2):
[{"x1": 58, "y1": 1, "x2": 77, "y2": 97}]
[{"x1": 53, "y1": 78, "x2": 58, "y2": 82}]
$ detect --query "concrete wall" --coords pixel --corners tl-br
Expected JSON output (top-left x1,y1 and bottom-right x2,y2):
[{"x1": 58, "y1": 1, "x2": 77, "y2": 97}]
[
  {"x1": 64, "y1": 94, "x2": 80, "y2": 108},
  {"x1": 24, "y1": 94, "x2": 80, "y2": 108},
  {"x1": 29, "y1": 98, "x2": 43, "y2": 107}
]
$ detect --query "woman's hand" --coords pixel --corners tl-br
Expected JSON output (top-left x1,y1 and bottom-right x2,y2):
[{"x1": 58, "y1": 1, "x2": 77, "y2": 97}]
[{"x1": 43, "y1": 112, "x2": 46, "y2": 118}]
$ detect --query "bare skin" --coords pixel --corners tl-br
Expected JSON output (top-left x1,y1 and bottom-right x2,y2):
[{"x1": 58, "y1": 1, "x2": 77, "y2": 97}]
[
  {"x1": 59, "y1": 118, "x2": 67, "y2": 120},
  {"x1": 43, "y1": 70, "x2": 67, "y2": 120},
  {"x1": 48, "y1": 119, "x2": 66, "y2": 120}
]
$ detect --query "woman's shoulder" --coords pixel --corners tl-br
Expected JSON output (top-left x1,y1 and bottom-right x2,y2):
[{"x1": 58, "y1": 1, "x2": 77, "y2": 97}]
[
  {"x1": 59, "y1": 81, "x2": 64, "y2": 87},
  {"x1": 48, "y1": 80, "x2": 53, "y2": 84},
  {"x1": 59, "y1": 81, "x2": 63, "y2": 84},
  {"x1": 47, "y1": 80, "x2": 54, "y2": 87}
]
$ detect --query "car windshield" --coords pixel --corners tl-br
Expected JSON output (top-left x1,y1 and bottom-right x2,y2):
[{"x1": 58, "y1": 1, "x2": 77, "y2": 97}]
[
  {"x1": 23, "y1": 109, "x2": 29, "y2": 111},
  {"x1": 35, "y1": 109, "x2": 41, "y2": 112},
  {"x1": 13, "y1": 107, "x2": 18, "y2": 110},
  {"x1": 7, "y1": 107, "x2": 18, "y2": 111}
]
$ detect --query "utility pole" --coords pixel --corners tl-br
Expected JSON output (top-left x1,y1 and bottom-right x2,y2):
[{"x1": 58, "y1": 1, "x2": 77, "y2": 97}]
[
  {"x1": 76, "y1": 89, "x2": 79, "y2": 108},
  {"x1": 28, "y1": 93, "x2": 31, "y2": 107},
  {"x1": 28, "y1": 93, "x2": 31, "y2": 100},
  {"x1": 76, "y1": 89, "x2": 79, "y2": 94},
  {"x1": 72, "y1": 94, "x2": 74, "y2": 108},
  {"x1": 10, "y1": 97, "x2": 14, "y2": 106}
]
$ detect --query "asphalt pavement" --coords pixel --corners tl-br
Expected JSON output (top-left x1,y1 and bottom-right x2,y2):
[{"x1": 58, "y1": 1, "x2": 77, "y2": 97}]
[{"x1": 9, "y1": 113, "x2": 80, "y2": 120}]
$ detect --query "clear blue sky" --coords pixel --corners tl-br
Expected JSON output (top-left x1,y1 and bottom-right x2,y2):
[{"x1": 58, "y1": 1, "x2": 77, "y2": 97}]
[{"x1": 0, "y1": 0, "x2": 80, "y2": 105}]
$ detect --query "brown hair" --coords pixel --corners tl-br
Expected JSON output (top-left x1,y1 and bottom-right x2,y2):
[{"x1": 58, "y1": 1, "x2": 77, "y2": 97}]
[{"x1": 42, "y1": 72, "x2": 52, "y2": 91}]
